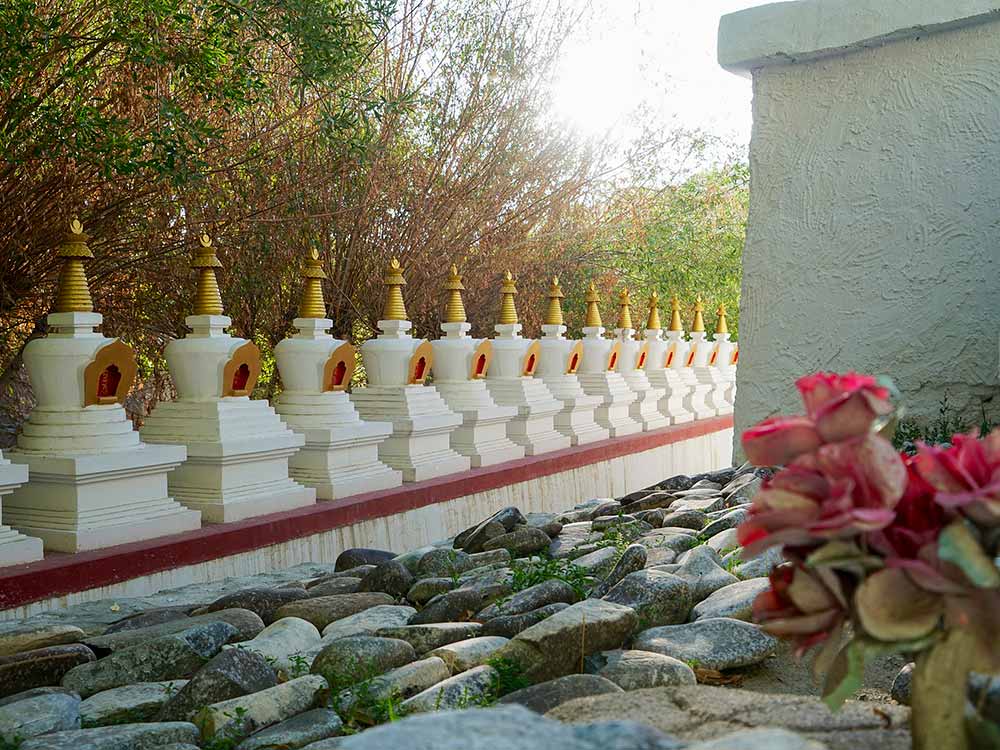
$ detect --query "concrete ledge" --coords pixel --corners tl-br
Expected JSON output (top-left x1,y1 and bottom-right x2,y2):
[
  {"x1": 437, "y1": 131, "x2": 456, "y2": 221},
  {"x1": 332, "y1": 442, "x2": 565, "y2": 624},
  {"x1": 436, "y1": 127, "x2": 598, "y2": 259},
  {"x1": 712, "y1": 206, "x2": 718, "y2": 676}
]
[
  {"x1": 719, "y1": 0, "x2": 1000, "y2": 75},
  {"x1": 0, "y1": 416, "x2": 733, "y2": 618}
]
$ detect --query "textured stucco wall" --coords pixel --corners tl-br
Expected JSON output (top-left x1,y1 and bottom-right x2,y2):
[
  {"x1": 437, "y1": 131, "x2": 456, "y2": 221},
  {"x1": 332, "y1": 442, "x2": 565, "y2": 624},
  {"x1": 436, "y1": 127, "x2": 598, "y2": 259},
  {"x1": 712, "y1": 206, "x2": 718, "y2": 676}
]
[{"x1": 735, "y1": 17, "x2": 1000, "y2": 441}]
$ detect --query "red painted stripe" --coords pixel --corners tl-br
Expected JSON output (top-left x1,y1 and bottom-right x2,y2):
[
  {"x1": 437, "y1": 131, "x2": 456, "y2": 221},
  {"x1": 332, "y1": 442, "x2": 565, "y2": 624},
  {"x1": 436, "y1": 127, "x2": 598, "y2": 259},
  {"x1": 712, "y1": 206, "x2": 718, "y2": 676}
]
[{"x1": 0, "y1": 416, "x2": 732, "y2": 611}]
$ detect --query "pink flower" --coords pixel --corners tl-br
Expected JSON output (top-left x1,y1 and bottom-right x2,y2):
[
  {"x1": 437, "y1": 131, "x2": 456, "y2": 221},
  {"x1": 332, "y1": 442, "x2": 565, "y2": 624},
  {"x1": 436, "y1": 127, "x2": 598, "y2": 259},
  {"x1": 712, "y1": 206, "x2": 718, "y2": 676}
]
[
  {"x1": 752, "y1": 563, "x2": 847, "y2": 656},
  {"x1": 914, "y1": 429, "x2": 1000, "y2": 526},
  {"x1": 795, "y1": 372, "x2": 893, "y2": 443},
  {"x1": 738, "y1": 434, "x2": 907, "y2": 556},
  {"x1": 742, "y1": 415, "x2": 822, "y2": 467}
]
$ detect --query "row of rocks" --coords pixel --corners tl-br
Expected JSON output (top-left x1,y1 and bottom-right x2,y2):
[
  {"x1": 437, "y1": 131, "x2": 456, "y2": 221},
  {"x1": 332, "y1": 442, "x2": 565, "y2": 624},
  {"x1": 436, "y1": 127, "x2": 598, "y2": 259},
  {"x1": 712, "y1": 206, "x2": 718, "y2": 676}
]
[{"x1": 0, "y1": 462, "x2": 908, "y2": 749}]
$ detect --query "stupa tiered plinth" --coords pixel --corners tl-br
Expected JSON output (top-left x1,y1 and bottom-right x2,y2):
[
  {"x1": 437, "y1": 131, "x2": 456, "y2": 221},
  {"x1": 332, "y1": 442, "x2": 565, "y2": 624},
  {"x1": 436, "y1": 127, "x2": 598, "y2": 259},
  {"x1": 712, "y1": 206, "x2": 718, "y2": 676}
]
[
  {"x1": 534, "y1": 277, "x2": 608, "y2": 446},
  {"x1": 484, "y1": 273, "x2": 570, "y2": 456},
  {"x1": 429, "y1": 267, "x2": 523, "y2": 467},
  {"x1": 575, "y1": 284, "x2": 641, "y2": 438},
  {"x1": 641, "y1": 292, "x2": 694, "y2": 425},
  {"x1": 672, "y1": 297, "x2": 715, "y2": 420},
  {"x1": 686, "y1": 298, "x2": 730, "y2": 416},
  {"x1": 612, "y1": 288, "x2": 669, "y2": 432},
  {"x1": 350, "y1": 260, "x2": 470, "y2": 482},
  {"x1": 273, "y1": 251, "x2": 402, "y2": 499},
  {"x1": 0, "y1": 452, "x2": 40, "y2": 565},
  {"x1": 4, "y1": 221, "x2": 199, "y2": 552},
  {"x1": 704, "y1": 305, "x2": 737, "y2": 414},
  {"x1": 139, "y1": 236, "x2": 314, "y2": 523}
]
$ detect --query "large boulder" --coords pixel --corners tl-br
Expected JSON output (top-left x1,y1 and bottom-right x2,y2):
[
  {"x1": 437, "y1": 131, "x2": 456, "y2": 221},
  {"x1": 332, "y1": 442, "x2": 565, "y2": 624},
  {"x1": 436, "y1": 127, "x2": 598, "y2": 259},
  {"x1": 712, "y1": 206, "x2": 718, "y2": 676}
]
[
  {"x1": 19, "y1": 722, "x2": 201, "y2": 750},
  {"x1": 375, "y1": 623, "x2": 483, "y2": 654},
  {"x1": 0, "y1": 625, "x2": 85, "y2": 658},
  {"x1": 500, "y1": 674, "x2": 623, "y2": 714},
  {"x1": 81, "y1": 681, "x2": 187, "y2": 727},
  {"x1": 225, "y1": 617, "x2": 321, "y2": 674},
  {"x1": 586, "y1": 650, "x2": 696, "y2": 691},
  {"x1": 274, "y1": 593, "x2": 395, "y2": 631},
  {"x1": 190, "y1": 588, "x2": 310, "y2": 625},
  {"x1": 0, "y1": 690, "x2": 80, "y2": 742},
  {"x1": 632, "y1": 618, "x2": 778, "y2": 671},
  {"x1": 335, "y1": 548, "x2": 396, "y2": 572},
  {"x1": 358, "y1": 561, "x2": 414, "y2": 599},
  {"x1": 602, "y1": 571, "x2": 692, "y2": 628},
  {"x1": 427, "y1": 636, "x2": 509, "y2": 674},
  {"x1": 84, "y1": 609, "x2": 264, "y2": 652},
  {"x1": 194, "y1": 675, "x2": 328, "y2": 743},
  {"x1": 690, "y1": 578, "x2": 771, "y2": 622},
  {"x1": 410, "y1": 588, "x2": 484, "y2": 625},
  {"x1": 310, "y1": 636, "x2": 416, "y2": 690},
  {"x1": 334, "y1": 657, "x2": 450, "y2": 721},
  {"x1": 477, "y1": 579, "x2": 577, "y2": 621},
  {"x1": 159, "y1": 648, "x2": 277, "y2": 722},
  {"x1": 236, "y1": 708, "x2": 342, "y2": 750},
  {"x1": 400, "y1": 665, "x2": 498, "y2": 713},
  {"x1": 482, "y1": 527, "x2": 551, "y2": 557},
  {"x1": 0, "y1": 645, "x2": 95, "y2": 699},
  {"x1": 319, "y1": 605, "x2": 416, "y2": 641},
  {"x1": 480, "y1": 603, "x2": 570, "y2": 638}
]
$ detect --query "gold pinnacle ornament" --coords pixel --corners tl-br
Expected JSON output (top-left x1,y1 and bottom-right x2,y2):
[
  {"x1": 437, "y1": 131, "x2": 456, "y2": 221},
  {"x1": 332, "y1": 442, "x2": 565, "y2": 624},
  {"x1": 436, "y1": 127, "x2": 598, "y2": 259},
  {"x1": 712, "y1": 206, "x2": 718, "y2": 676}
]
[
  {"x1": 53, "y1": 218, "x2": 95, "y2": 313},
  {"x1": 646, "y1": 291, "x2": 662, "y2": 330},
  {"x1": 584, "y1": 282, "x2": 603, "y2": 328},
  {"x1": 668, "y1": 295, "x2": 683, "y2": 332},
  {"x1": 498, "y1": 271, "x2": 518, "y2": 325},
  {"x1": 298, "y1": 248, "x2": 328, "y2": 319},
  {"x1": 191, "y1": 234, "x2": 225, "y2": 316},
  {"x1": 443, "y1": 265, "x2": 467, "y2": 323},
  {"x1": 544, "y1": 276, "x2": 565, "y2": 326},
  {"x1": 691, "y1": 295, "x2": 706, "y2": 333},
  {"x1": 382, "y1": 258, "x2": 408, "y2": 321},
  {"x1": 715, "y1": 303, "x2": 729, "y2": 335},
  {"x1": 616, "y1": 287, "x2": 634, "y2": 330}
]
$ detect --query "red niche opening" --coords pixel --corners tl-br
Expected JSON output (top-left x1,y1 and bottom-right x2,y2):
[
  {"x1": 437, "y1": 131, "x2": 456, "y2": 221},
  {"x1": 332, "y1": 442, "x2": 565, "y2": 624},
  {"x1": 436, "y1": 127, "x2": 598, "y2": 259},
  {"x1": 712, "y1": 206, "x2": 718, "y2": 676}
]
[
  {"x1": 411, "y1": 357, "x2": 427, "y2": 383},
  {"x1": 475, "y1": 354, "x2": 487, "y2": 378},
  {"x1": 232, "y1": 363, "x2": 251, "y2": 393},
  {"x1": 732, "y1": 350, "x2": 739, "y2": 365},
  {"x1": 524, "y1": 353, "x2": 536, "y2": 375},
  {"x1": 686, "y1": 352, "x2": 695, "y2": 367},
  {"x1": 608, "y1": 352, "x2": 617, "y2": 370},
  {"x1": 637, "y1": 352, "x2": 646, "y2": 368},
  {"x1": 666, "y1": 351, "x2": 674, "y2": 367},
  {"x1": 568, "y1": 353, "x2": 579, "y2": 373},
  {"x1": 331, "y1": 360, "x2": 347, "y2": 388},
  {"x1": 709, "y1": 351, "x2": 718, "y2": 366},
  {"x1": 96, "y1": 364, "x2": 121, "y2": 402}
]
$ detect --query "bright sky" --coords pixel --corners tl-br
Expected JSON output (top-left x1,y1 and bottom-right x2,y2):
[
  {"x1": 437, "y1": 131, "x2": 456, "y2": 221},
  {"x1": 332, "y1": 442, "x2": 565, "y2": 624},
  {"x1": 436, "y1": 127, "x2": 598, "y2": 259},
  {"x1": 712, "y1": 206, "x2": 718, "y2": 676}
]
[{"x1": 549, "y1": 0, "x2": 772, "y2": 153}]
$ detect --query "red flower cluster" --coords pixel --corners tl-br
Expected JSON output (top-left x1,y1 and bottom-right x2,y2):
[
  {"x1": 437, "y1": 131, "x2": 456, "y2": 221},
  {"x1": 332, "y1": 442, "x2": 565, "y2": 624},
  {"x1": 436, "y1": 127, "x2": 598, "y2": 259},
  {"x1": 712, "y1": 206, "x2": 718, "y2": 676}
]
[
  {"x1": 914, "y1": 430, "x2": 1000, "y2": 526},
  {"x1": 753, "y1": 563, "x2": 847, "y2": 656}
]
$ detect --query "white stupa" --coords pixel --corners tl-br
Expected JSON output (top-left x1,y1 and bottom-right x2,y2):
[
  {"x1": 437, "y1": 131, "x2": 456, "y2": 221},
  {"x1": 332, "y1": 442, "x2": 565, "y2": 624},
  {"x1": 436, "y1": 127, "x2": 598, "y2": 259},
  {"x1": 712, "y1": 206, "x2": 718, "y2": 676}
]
[
  {"x1": 703, "y1": 304, "x2": 737, "y2": 414},
  {"x1": 139, "y1": 235, "x2": 315, "y2": 523},
  {"x1": 671, "y1": 296, "x2": 716, "y2": 420},
  {"x1": 685, "y1": 297, "x2": 730, "y2": 416},
  {"x1": 273, "y1": 250, "x2": 402, "y2": 499},
  {"x1": 430, "y1": 266, "x2": 523, "y2": 467},
  {"x1": 534, "y1": 277, "x2": 608, "y2": 446},
  {"x1": 350, "y1": 260, "x2": 471, "y2": 482},
  {"x1": 641, "y1": 292, "x2": 694, "y2": 424},
  {"x1": 575, "y1": 283, "x2": 642, "y2": 437},
  {"x1": 611, "y1": 287, "x2": 669, "y2": 431},
  {"x1": 4, "y1": 221, "x2": 199, "y2": 552},
  {"x1": 484, "y1": 272, "x2": 571, "y2": 456},
  {"x1": 0, "y1": 452, "x2": 35, "y2": 566}
]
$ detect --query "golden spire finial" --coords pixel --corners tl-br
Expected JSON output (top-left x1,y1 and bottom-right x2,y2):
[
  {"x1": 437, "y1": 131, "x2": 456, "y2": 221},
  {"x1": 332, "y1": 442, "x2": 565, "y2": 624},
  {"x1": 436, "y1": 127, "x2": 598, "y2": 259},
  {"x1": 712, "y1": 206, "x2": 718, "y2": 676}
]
[
  {"x1": 646, "y1": 291, "x2": 662, "y2": 330},
  {"x1": 584, "y1": 282, "x2": 603, "y2": 328},
  {"x1": 714, "y1": 303, "x2": 729, "y2": 335},
  {"x1": 53, "y1": 218, "x2": 95, "y2": 313},
  {"x1": 443, "y1": 264, "x2": 467, "y2": 323},
  {"x1": 691, "y1": 295, "x2": 706, "y2": 333},
  {"x1": 298, "y1": 247, "x2": 328, "y2": 319},
  {"x1": 544, "y1": 276, "x2": 565, "y2": 326},
  {"x1": 616, "y1": 287, "x2": 634, "y2": 330},
  {"x1": 497, "y1": 270, "x2": 518, "y2": 325},
  {"x1": 191, "y1": 234, "x2": 225, "y2": 316},
  {"x1": 382, "y1": 258, "x2": 408, "y2": 321},
  {"x1": 668, "y1": 295, "x2": 683, "y2": 332}
]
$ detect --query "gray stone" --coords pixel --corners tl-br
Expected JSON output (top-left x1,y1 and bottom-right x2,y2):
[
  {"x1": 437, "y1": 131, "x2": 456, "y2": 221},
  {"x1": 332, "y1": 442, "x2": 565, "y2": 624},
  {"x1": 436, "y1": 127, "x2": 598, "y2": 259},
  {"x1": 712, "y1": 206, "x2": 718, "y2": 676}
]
[
  {"x1": 0, "y1": 645, "x2": 96, "y2": 699},
  {"x1": 602, "y1": 570, "x2": 692, "y2": 628},
  {"x1": 480, "y1": 603, "x2": 571, "y2": 638},
  {"x1": 579, "y1": 500, "x2": 622, "y2": 520},
  {"x1": 103, "y1": 608, "x2": 190, "y2": 634},
  {"x1": 375, "y1": 623, "x2": 483, "y2": 653},
  {"x1": 591, "y1": 545, "x2": 647, "y2": 598},
  {"x1": 159, "y1": 647, "x2": 277, "y2": 722},
  {"x1": 335, "y1": 657, "x2": 450, "y2": 720},
  {"x1": 306, "y1": 568, "x2": 375, "y2": 590},
  {"x1": 572, "y1": 547, "x2": 619, "y2": 576},
  {"x1": 195, "y1": 674, "x2": 328, "y2": 742},
  {"x1": 335, "y1": 548, "x2": 396, "y2": 572},
  {"x1": 622, "y1": 491, "x2": 678, "y2": 513},
  {"x1": 890, "y1": 662, "x2": 913, "y2": 705},
  {"x1": 157, "y1": 744, "x2": 201, "y2": 750},
  {"x1": 225, "y1": 617, "x2": 320, "y2": 675},
  {"x1": 686, "y1": 728, "x2": 824, "y2": 750},
  {"x1": 467, "y1": 549, "x2": 512, "y2": 568},
  {"x1": 20, "y1": 722, "x2": 200, "y2": 750},
  {"x1": 587, "y1": 650, "x2": 696, "y2": 691},
  {"x1": 477, "y1": 579, "x2": 578, "y2": 620},
  {"x1": 690, "y1": 578, "x2": 770, "y2": 622},
  {"x1": 482, "y1": 527, "x2": 551, "y2": 557},
  {"x1": 455, "y1": 507, "x2": 527, "y2": 552},
  {"x1": 690, "y1": 480, "x2": 723, "y2": 491},
  {"x1": 310, "y1": 636, "x2": 416, "y2": 688},
  {"x1": 191, "y1": 588, "x2": 310, "y2": 625},
  {"x1": 85, "y1": 609, "x2": 264, "y2": 652},
  {"x1": 500, "y1": 674, "x2": 623, "y2": 713},
  {"x1": 668, "y1": 546, "x2": 739, "y2": 602},
  {"x1": 700, "y1": 508, "x2": 749, "y2": 539},
  {"x1": 644, "y1": 548, "x2": 678, "y2": 567},
  {"x1": 274, "y1": 593, "x2": 395, "y2": 631},
  {"x1": 401, "y1": 665, "x2": 498, "y2": 713},
  {"x1": 392, "y1": 545, "x2": 438, "y2": 574},
  {"x1": 656, "y1": 475, "x2": 695, "y2": 492},
  {"x1": 237, "y1": 708, "x2": 342, "y2": 750},
  {"x1": 319, "y1": 605, "x2": 416, "y2": 641},
  {"x1": 658, "y1": 510, "x2": 708, "y2": 531},
  {"x1": 306, "y1": 578, "x2": 362, "y2": 597},
  {"x1": 410, "y1": 587, "x2": 483, "y2": 624},
  {"x1": 705, "y1": 528, "x2": 740, "y2": 554},
  {"x1": 669, "y1": 496, "x2": 727, "y2": 515},
  {"x1": 358, "y1": 561, "x2": 414, "y2": 599},
  {"x1": 300, "y1": 740, "x2": 344, "y2": 750},
  {"x1": 496, "y1": 600, "x2": 637, "y2": 682},
  {"x1": 0, "y1": 625, "x2": 85, "y2": 658},
  {"x1": 592, "y1": 515, "x2": 638, "y2": 532},
  {"x1": 406, "y1": 578, "x2": 455, "y2": 605},
  {"x1": 415, "y1": 548, "x2": 476, "y2": 578},
  {"x1": 0, "y1": 691, "x2": 80, "y2": 742},
  {"x1": 633, "y1": 618, "x2": 778, "y2": 670},
  {"x1": 63, "y1": 622, "x2": 236, "y2": 698},
  {"x1": 733, "y1": 547, "x2": 783, "y2": 579},
  {"x1": 331, "y1": 704, "x2": 682, "y2": 750},
  {"x1": 428, "y1": 636, "x2": 509, "y2": 673},
  {"x1": 638, "y1": 529, "x2": 699, "y2": 555},
  {"x1": 727, "y1": 476, "x2": 762, "y2": 505},
  {"x1": 525, "y1": 513, "x2": 563, "y2": 538},
  {"x1": 80, "y1": 681, "x2": 186, "y2": 727},
  {"x1": 0, "y1": 687, "x2": 77, "y2": 709}
]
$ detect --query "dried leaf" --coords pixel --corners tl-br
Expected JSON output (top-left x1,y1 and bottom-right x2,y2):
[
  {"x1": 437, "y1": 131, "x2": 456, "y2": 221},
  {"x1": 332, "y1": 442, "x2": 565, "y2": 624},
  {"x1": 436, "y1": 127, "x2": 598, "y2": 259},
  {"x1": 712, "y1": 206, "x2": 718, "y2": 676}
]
[
  {"x1": 694, "y1": 667, "x2": 743, "y2": 686},
  {"x1": 855, "y1": 568, "x2": 942, "y2": 642}
]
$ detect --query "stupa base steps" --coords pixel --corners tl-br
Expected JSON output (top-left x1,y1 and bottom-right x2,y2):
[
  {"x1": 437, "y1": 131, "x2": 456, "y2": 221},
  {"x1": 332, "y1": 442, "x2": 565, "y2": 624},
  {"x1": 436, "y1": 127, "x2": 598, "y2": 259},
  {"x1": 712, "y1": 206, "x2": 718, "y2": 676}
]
[
  {"x1": 170, "y1": 475, "x2": 315, "y2": 524},
  {"x1": 576, "y1": 373, "x2": 642, "y2": 438},
  {"x1": 377, "y1": 437, "x2": 472, "y2": 483},
  {"x1": 505, "y1": 415, "x2": 571, "y2": 456},
  {"x1": 683, "y1": 384, "x2": 718, "y2": 421},
  {"x1": 625, "y1": 386, "x2": 671, "y2": 432},
  {"x1": 657, "y1": 393, "x2": 695, "y2": 424},
  {"x1": 288, "y1": 429, "x2": 402, "y2": 500},
  {"x1": 0, "y1": 527, "x2": 43, "y2": 566},
  {"x1": 450, "y1": 417, "x2": 525, "y2": 468},
  {"x1": 552, "y1": 404, "x2": 610, "y2": 446},
  {"x1": 593, "y1": 402, "x2": 643, "y2": 438},
  {"x1": 485, "y1": 379, "x2": 571, "y2": 456},
  {"x1": 4, "y1": 444, "x2": 200, "y2": 553}
]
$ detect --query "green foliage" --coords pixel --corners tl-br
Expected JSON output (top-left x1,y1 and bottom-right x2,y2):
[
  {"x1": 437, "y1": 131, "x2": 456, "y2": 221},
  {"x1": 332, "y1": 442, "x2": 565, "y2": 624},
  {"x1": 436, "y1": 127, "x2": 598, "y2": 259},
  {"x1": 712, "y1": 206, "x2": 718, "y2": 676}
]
[
  {"x1": 0, "y1": 735, "x2": 23, "y2": 750},
  {"x1": 891, "y1": 395, "x2": 996, "y2": 455},
  {"x1": 287, "y1": 653, "x2": 311, "y2": 679},
  {"x1": 485, "y1": 656, "x2": 530, "y2": 698},
  {"x1": 201, "y1": 706, "x2": 250, "y2": 750},
  {"x1": 507, "y1": 557, "x2": 591, "y2": 600}
]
